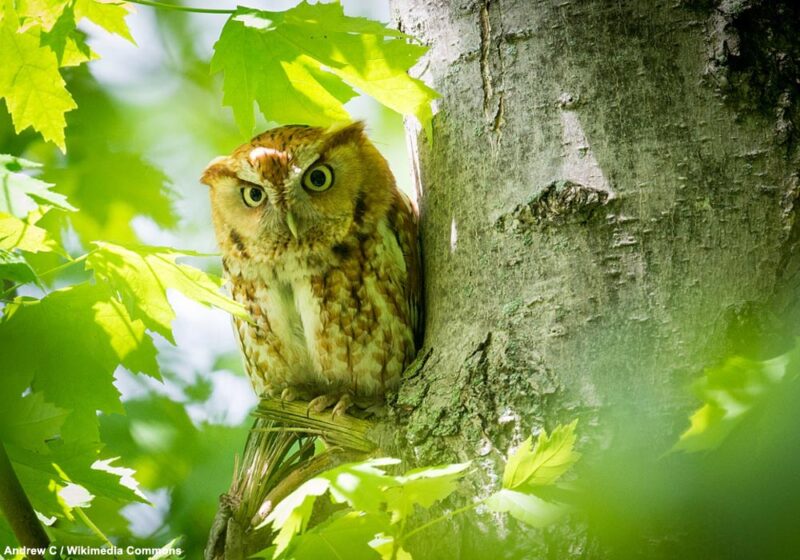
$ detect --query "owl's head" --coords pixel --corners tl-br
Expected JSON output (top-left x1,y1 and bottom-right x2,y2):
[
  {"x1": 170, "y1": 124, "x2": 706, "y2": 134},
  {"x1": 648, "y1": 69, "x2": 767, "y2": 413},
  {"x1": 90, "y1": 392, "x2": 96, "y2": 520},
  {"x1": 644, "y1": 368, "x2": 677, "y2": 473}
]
[{"x1": 201, "y1": 121, "x2": 395, "y2": 258}]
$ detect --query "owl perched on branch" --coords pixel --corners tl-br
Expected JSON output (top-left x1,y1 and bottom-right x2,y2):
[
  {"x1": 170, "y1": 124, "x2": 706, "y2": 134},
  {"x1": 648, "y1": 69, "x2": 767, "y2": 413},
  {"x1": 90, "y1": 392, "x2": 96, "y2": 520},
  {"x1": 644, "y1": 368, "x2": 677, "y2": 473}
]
[{"x1": 201, "y1": 122, "x2": 421, "y2": 416}]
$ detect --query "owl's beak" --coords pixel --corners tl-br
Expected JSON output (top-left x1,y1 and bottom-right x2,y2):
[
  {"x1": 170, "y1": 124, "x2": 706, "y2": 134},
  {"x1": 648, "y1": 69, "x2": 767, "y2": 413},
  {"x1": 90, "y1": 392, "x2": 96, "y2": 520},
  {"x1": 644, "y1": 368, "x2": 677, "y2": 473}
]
[{"x1": 285, "y1": 210, "x2": 299, "y2": 240}]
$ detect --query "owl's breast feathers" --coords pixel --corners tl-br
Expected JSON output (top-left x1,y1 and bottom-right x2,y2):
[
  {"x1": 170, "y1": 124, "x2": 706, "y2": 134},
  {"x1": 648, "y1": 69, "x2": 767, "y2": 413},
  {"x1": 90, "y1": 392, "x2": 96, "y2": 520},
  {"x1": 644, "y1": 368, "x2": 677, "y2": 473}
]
[{"x1": 225, "y1": 190, "x2": 421, "y2": 405}]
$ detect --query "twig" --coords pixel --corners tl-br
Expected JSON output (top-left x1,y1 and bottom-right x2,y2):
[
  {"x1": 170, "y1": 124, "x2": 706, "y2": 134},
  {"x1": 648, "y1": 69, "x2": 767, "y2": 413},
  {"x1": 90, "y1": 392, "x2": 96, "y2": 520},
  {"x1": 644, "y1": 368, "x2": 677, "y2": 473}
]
[
  {"x1": 0, "y1": 441, "x2": 49, "y2": 559},
  {"x1": 124, "y1": 0, "x2": 235, "y2": 14}
]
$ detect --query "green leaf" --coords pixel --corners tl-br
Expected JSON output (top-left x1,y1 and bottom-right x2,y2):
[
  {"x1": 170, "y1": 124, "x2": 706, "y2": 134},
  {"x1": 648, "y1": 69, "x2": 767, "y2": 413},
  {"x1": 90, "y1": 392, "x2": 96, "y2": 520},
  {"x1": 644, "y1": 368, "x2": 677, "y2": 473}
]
[
  {"x1": 0, "y1": 154, "x2": 76, "y2": 216},
  {"x1": 7, "y1": 440, "x2": 147, "y2": 517},
  {"x1": 74, "y1": 0, "x2": 133, "y2": 43},
  {"x1": 0, "y1": 211, "x2": 63, "y2": 253},
  {"x1": 0, "y1": 391, "x2": 69, "y2": 453},
  {"x1": 86, "y1": 242, "x2": 247, "y2": 343},
  {"x1": 266, "y1": 477, "x2": 331, "y2": 555},
  {"x1": 502, "y1": 421, "x2": 580, "y2": 490},
  {"x1": 672, "y1": 351, "x2": 795, "y2": 453},
  {"x1": 0, "y1": 7, "x2": 76, "y2": 150},
  {"x1": 384, "y1": 463, "x2": 470, "y2": 524},
  {"x1": 211, "y1": 1, "x2": 436, "y2": 134},
  {"x1": 369, "y1": 534, "x2": 412, "y2": 560},
  {"x1": 90, "y1": 457, "x2": 146, "y2": 502},
  {"x1": 485, "y1": 489, "x2": 568, "y2": 528},
  {"x1": 41, "y1": 4, "x2": 98, "y2": 67},
  {"x1": 0, "y1": 248, "x2": 39, "y2": 283},
  {"x1": 321, "y1": 458, "x2": 400, "y2": 514},
  {"x1": 15, "y1": 0, "x2": 69, "y2": 32},
  {"x1": 286, "y1": 511, "x2": 388, "y2": 560},
  {"x1": 0, "y1": 283, "x2": 159, "y2": 443},
  {"x1": 265, "y1": 458, "x2": 466, "y2": 555}
]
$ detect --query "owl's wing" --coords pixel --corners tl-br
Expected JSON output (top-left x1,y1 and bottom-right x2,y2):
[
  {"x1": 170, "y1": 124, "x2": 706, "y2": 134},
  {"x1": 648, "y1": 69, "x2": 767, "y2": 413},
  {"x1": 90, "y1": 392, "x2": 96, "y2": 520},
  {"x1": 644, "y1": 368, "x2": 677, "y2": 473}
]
[{"x1": 390, "y1": 191, "x2": 423, "y2": 350}]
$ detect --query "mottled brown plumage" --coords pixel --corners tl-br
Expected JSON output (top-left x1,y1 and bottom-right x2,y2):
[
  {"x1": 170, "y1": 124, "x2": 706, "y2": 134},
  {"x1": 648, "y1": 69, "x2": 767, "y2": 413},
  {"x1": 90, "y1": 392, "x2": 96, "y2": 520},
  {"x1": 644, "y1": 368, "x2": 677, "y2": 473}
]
[{"x1": 201, "y1": 122, "x2": 421, "y2": 415}]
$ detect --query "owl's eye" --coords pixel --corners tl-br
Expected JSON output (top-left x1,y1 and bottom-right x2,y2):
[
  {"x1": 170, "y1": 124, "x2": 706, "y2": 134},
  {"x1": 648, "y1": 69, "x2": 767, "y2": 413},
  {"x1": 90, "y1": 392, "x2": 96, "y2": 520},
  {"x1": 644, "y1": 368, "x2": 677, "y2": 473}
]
[
  {"x1": 302, "y1": 164, "x2": 334, "y2": 192},
  {"x1": 241, "y1": 186, "x2": 266, "y2": 207}
]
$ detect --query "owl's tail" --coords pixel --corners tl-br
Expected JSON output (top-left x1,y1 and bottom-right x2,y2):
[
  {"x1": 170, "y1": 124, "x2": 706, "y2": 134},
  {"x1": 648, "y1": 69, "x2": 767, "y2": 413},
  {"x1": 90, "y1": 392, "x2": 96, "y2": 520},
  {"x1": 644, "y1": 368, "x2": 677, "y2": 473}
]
[{"x1": 204, "y1": 399, "x2": 374, "y2": 560}]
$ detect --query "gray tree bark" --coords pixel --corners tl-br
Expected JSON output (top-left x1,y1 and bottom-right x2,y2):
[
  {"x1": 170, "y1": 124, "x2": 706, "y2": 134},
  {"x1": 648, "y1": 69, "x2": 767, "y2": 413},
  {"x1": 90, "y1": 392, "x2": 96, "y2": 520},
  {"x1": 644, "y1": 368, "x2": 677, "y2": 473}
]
[{"x1": 385, "y1": 0, "x2": 800, "y2": 557}]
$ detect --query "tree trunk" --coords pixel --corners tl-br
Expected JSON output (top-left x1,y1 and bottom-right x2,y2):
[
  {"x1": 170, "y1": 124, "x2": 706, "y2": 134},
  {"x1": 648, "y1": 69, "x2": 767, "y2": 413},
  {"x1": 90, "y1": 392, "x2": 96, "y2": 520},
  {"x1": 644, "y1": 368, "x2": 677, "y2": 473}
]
[{"x1": 386, "y1": 0, "x2": 800, "y2": 557}]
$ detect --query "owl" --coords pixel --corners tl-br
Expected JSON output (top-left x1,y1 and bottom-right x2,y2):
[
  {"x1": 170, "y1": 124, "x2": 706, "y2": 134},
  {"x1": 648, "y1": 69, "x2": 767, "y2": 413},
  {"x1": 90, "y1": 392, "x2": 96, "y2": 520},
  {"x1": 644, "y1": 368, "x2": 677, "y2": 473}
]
[{"x1": 201, "y1": 122, "x2": 421, "y2": 416}]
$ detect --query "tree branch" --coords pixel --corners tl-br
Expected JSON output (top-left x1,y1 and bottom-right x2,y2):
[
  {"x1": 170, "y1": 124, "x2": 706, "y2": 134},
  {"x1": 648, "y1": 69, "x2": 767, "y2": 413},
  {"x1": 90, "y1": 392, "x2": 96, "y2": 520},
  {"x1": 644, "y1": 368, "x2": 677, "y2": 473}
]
[
  {"x1": 124, "y1": 0, "x2": 235, "y2": 15},
  {"x1": 0, "y1": 441, "x2": 49, "y2": 559}
]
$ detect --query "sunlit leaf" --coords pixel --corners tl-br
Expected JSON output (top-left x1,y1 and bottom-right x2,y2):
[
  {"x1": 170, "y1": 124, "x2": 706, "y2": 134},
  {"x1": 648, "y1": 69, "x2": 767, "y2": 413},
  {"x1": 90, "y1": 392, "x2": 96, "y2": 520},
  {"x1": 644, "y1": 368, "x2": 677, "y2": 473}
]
[
  {"x1": 369, "y1": 534, "x2": 413, "y2": 560},
  {"x1": 264, "y1": 458, "x2": 467, "y2": 555},
  {"x1": 41, "y1": 4, "x2": 98, "y2": 67},
  {"x1": 0, "y1": 154, "x2": 76, "y2": 216},
  {"x1": 211, "y1": 1, "x2": 436, "y2": 135},
  {"x1": 384, "y1": 462, "x2": 470, "y2": 523},
  {"x1": 74, "y1": 0, "x2": 133, "y2": 43},
  {"x1": 0, "y1": 6, "x2": 76, "y2": 150},
  {"x1": 7, "y1": 440, "x2": 147, "y2": 520},
  {"x1": 502, "y1": 421, "x2": 580, "y2": 490},
  {"x1": 286, "y1": 511, "x2": 388, "y2": 560},
  {"x1": 0, "y1": 248, "x2": 39, "y2": 284},
  {"x1": 86, "y1": 242, "x2": 247, "y2": 343},
  {"x1": 15, "y1": 0, "x2": 70, "y2": 32},
  {"x1": 0, "y1": 211, "x2": 63, "y2": 253},
  {"x1": 485, "y1": 489, "x2": 568, "y2": 528},
  {"x1": 321, "y1": 458, "x2": 400, "y2": 514},
  {"x1": 0, "y1": 283, "x2": 159, "y2": 443},
  {"x1": 265, "y1": 477, "x2": 330, "y2": 555},
  {"x1": 92, "y1": 457, "x2": 147, "y2": 501}
]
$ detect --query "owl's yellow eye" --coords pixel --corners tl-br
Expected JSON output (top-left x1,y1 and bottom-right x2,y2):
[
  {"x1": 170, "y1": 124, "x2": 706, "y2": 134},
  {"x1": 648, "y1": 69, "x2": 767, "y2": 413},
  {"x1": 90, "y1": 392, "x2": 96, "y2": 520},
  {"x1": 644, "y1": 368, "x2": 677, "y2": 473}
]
[
  {"x1": 241, "y1": 186, "x2": 266, "y2": 207},
  {"x1": 302, "y1": 164, "x2": 334, "y2": 192}
]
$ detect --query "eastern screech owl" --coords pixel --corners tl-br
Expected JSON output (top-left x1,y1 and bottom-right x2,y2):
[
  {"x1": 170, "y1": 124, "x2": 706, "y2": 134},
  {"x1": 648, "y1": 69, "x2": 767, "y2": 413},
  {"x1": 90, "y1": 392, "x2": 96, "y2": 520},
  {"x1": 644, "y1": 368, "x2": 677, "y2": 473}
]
[{"x1": 201, "y1": 122, "x2": 421, "y2": 416}]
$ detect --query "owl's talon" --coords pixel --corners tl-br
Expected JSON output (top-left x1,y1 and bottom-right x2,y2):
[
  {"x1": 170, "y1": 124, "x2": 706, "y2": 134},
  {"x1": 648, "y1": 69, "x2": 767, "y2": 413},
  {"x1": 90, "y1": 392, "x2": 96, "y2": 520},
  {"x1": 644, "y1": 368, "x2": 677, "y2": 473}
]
[
  {"x1": 331, "y1": 394, "x2": 352, "y2": 420},
  {"x1": 307, "y1": 394, "x2": 338, "y2": 415},
  {"x1": 280, "y1": 388, "x2": 297, "y2": 405}
]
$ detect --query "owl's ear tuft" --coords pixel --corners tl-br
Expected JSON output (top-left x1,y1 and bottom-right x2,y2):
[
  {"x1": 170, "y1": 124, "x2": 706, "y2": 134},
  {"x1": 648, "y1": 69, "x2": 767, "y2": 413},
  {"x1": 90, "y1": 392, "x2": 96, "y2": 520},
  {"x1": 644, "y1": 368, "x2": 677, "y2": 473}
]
[
  {"x1": 323, "y1": 121, "x2": 366, "y2": 151},
  {"x1": 201, "y1": 156, "x2": 233, "y2": 187}
]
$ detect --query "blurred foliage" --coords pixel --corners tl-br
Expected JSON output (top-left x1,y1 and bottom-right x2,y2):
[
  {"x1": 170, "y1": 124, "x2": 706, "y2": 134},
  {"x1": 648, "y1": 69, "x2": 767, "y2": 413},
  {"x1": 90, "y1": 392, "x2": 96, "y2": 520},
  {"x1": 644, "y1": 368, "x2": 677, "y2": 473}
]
[{"x1": 578, "y1": 340, "x2": 800, "y2": 560}]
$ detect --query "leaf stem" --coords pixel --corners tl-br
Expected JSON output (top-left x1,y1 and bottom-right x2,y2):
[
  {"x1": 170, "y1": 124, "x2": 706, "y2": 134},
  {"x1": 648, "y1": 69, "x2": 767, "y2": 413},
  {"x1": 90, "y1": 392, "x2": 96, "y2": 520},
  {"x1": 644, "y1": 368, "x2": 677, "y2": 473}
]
[
  {"x1": 75, "y1": 507, "x2": 114, "y2": 547},
  {"x1": 0, "y1": 441, "x2": 50, "y2": 558},
  {"x1": 124, "y1": 0, "x2": 235, "y2": 14},
  {"x1": 402, "y1": 499, "x2": 484, "y2": 542},
  {"x1": 0, "y1": 252, "x2": 89, "y2": 300},
  {"x1": 38, "y1": 252, "x2": 89, "y2": 278}
]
